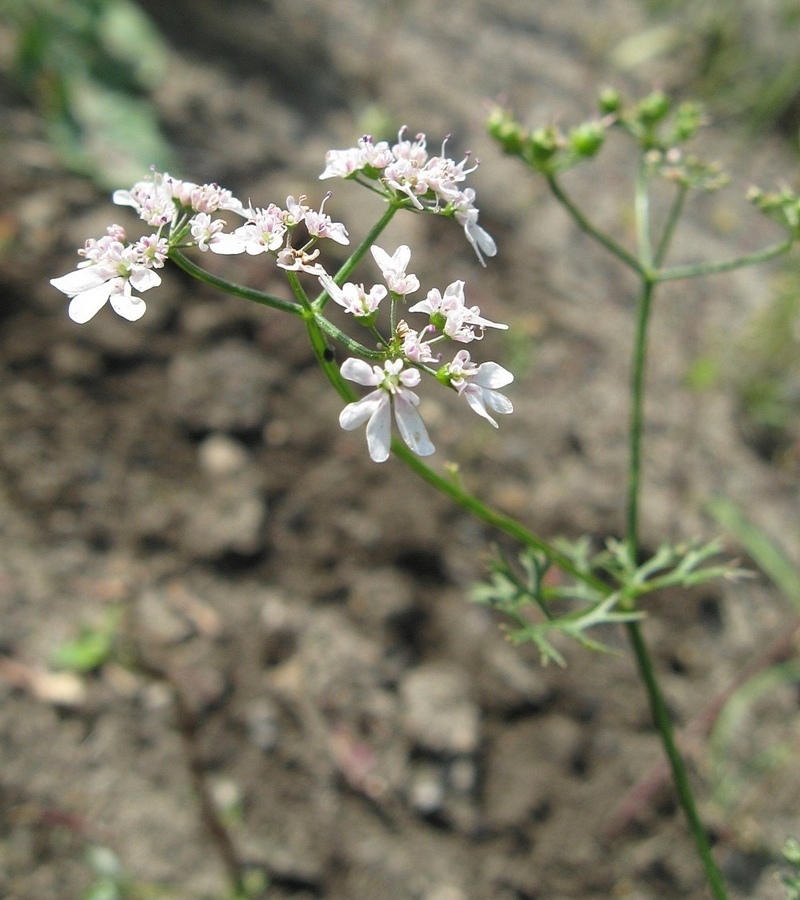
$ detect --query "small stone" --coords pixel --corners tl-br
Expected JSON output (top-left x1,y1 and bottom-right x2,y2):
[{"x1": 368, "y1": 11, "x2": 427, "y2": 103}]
[
  {"x1": 244, "y1": 697, "x2": 281, "y2": 752},
  {"x1": 347, "y1": 567, "x2": 415, "y2": 627},
  {"x1": 179, "y1": 479, "x2": 267, "y2": 559},
  {"x1": 197, "y1": 433, "x2": 251, "y2": 477},
  {"x1": 399, "y1": 662, "x2": 479, "y2": 755},
  {"x1": 167, "y1": 339, "x2": 281, "y2": 433},
  {"x1": 407, "y1": 762, "x2": 446, "y2": 815},
  {"x1": 135, "y1": 589, "x2": 194, "y2": 645}
]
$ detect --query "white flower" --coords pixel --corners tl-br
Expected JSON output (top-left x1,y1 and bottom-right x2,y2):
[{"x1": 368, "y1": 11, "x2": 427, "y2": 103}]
[
  {"x1": 397, "y1": 321, "x2": 438, "y2": 364},
  {"x1": 50, "y1": 230, "x2": 167, "y2": 323},
  {"x1": 319, "y1": 135, "x2": 393, "y2": 180},
  {"x1": 113, "y1": 172, "x2": 248, "y2": 224},
  {"x1": 452, "y1": 189, "x2": 497, "y2": 266},
  {"x1": 303, "y1": 192, "x2": 350, "y2": 245},
  {"x1": 319, "y1": 273, "x2": 386, "y2": 318},
  {"x1": 339, "y1": 358, "x2": 434, "y2": 463},
  {"x1": 392, "y1": 129, "x2": 429, "y2": 166},
  {"x1": 189, "y1": 212, "x2": 226, "y2": 251},
  {"x1": 370, "y1": 244, "x2": 420, "y2": 296},
  {"x1": 210, "y1": 204, "x2": 287, "y2": 255},
  {"x1": 444, "y1": 349, "x2": 514, "y2": 427},
  {"x1": 169, "y1": 178, "x2": 249, "y2": 217},
  {"x1": 408, "y1": 280, "x2": 507, "y2": 342},
  {"x1": 113, "y1": 175, "x2": 175, "y2": 227},
  {"x1": 276, "y1": 247, "x2": 327, "y2": 275}
]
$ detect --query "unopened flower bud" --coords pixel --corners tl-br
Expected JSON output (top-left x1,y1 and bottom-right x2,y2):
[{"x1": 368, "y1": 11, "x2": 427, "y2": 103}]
[
  {"x1": 636, "y1": 90, "x2": 671, "y2": 126},
  {"x1": 672, "y1": 102, "x2": 705, "y2": 142},
  {"x1": 527, "y1": 126, "x2": 561, "y2": 166},
  {"x1": 486, "y1": 106, "x2": 527, "y2": 156},
  {"x1": 569, "y1": 122, "x2": 605, "y2": 158},
  {"x1": 598, "y1": 87, "x2": 622, "y2": 116}
]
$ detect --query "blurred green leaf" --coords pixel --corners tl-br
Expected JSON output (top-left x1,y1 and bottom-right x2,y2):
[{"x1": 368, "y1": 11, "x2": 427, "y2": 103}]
[
  {"x1": 52, "y1": 606, "x2": 121, "y2": 672},
  {"x1": 2, "y1": 0, "x2": 174, "y2": 186}
]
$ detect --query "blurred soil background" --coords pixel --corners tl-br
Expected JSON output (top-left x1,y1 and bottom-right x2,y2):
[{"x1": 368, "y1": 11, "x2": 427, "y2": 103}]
[{"x1": 1, "y1": 1, "x2": 800, "y2": 898}]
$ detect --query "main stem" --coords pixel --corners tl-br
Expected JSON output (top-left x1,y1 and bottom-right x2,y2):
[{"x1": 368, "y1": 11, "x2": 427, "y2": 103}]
[
  {"x1": 625, "y1": 620, "x2": 729, "y2": 900},
  {"x1": 625, "y1": 270, "x2": 728, "y2": 900},
  {"x1": 625, "y1": 277, "x2": 654, "y2": 562}
]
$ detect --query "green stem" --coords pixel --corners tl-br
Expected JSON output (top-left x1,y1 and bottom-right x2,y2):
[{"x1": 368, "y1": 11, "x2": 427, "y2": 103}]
[
  {"x1": 306, "y1": 319, "x2": 608, "y2": 592},
  {"x1": 389, "y1": 442, "x2": 609, "y2": 594},
  {"x1": 656, "y1": 237, "x2": 793, "y2": 282},
  {"x1": 625, "y1": 620, "x2": 729, "y2": 900},
  {"x1": 653, "y1": 183, "x2": 688, "y2": 268},
  {"x1": 169, "y1": 249, "x2": 303, "y2": 316},
  {"x1": 304, "y1": 311, "x2": 354, "y2": 403},
  {"x1": 315, "y1": 314, "x2": 386, "y2": 359},
  {"x1": 624, "y1": 165, "x2": 728, "y2": 899},
  {"x1": 625, "y1": 277, "x2": 655, "y2": 563},
  {"x1": 546, "y1": 175, "x2": 646, "y2": 275},
  {"x1": 635, "y1": 159, "x2": 653, "y2": 270},
  {"x1": 315, "y1": 202, "x2": 401, "y2": 310}
]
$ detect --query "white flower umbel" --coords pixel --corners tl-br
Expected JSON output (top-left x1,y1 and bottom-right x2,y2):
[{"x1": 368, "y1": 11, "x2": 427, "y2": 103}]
[
  {"x1": 442, "y1": 349, "x2": 514, "y2": 427},
  {"x1": 50, "y1": 227, "x2": 168, "y2": 323},
  {"x1": 320, "y1": 128, "x2": 497, "y2": 265},
  {"x1": 339, "y1": 358, "x2": 434, "y2": 463},
  {"x1": 113, "y1": 171, "x2": 249, "y2": 226}
]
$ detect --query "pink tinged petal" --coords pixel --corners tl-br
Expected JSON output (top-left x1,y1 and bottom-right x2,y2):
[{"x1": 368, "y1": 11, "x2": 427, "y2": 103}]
[
  {"x1": 474, "y1": 362, "x2": 514, "y2": 389},
  {"x1": 365, "y1": 396, "x2": 392, "y2": 463},
  {"x1": 67, "y1": 281, "x2": 115, "y2": 323},
  {"x1": 50, "y1": 267, "x2": 110, "y2": 296},
  {"x1": 393, "y1": 245, "x2": 412, "y2": 270},
  {"x1": 393, "y1": 393, "x2": 435, "y2": 456},
  {"x1": 340, "y1": 357, "x2": 381, "y2": 386},
  {"x1": 407, "y1": 297, "x2": 433, "y2": 315},
  {"x1": 399, "y1": 368, "x2": 421, "y2": 388},
  {"x1": 369, "y1": 244, "x2": 392, "y2": 272},
  {"x1": 339, "y1": 392, "x2": 384, "y2": 430}
]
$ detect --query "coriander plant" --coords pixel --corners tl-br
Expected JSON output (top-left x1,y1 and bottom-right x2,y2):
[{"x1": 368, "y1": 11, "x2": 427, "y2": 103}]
[{"x1": 51, "y1": 89, "x2": 800, "y2": 899}]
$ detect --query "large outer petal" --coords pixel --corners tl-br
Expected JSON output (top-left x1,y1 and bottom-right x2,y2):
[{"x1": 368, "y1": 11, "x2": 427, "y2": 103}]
[
  {"x1": 474, "y1": 362, "x2": 514, "y2": 389},
  {"x1": 51, "y1": 267, "x2": 111, "y2": 297},
  {"x1": 109, "y1": 284, "x2": 147, "y2": 321},
  {"x1": 365, "y1": 396, "x2": 392, "y2": 463},
  {"x1": 339, "y1": 392, "x2": 383, "y2": 430},
  {"x1": 462, "y1": 385, "x2": 499, "y2": 428},
  {"x1": 129, "y1": 267, "x2": 162, "y2": 293},
  {"x1": 483, "y1": 388, "x2": 513, "y2": 416},
  {"x1": 393, "y1": 392, "x2": 435, "y2": 456},
  {"x1": 208, "y1": 233, "x2": 247, "y2": 255},
  {"x1": 340, "y1": 358, "x2": 380, "y2": 386},
  {"x1": 67, "y1": 281, "x2": 115, "y2": 323}
]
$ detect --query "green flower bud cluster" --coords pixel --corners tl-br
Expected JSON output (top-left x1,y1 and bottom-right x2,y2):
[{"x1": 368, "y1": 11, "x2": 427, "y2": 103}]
[
  {"x1": 487, "y1": 88, "x2": 710, "y2": 176},
  {"x1": 486, "y1": 105, "x2": 609, "y2": 175},
  {"x1": 612, "y1": 89, "x2": 706, "y2": 151},
  {"x1": 748, "y1": 185, "x2": 800, "y2": 237}
]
